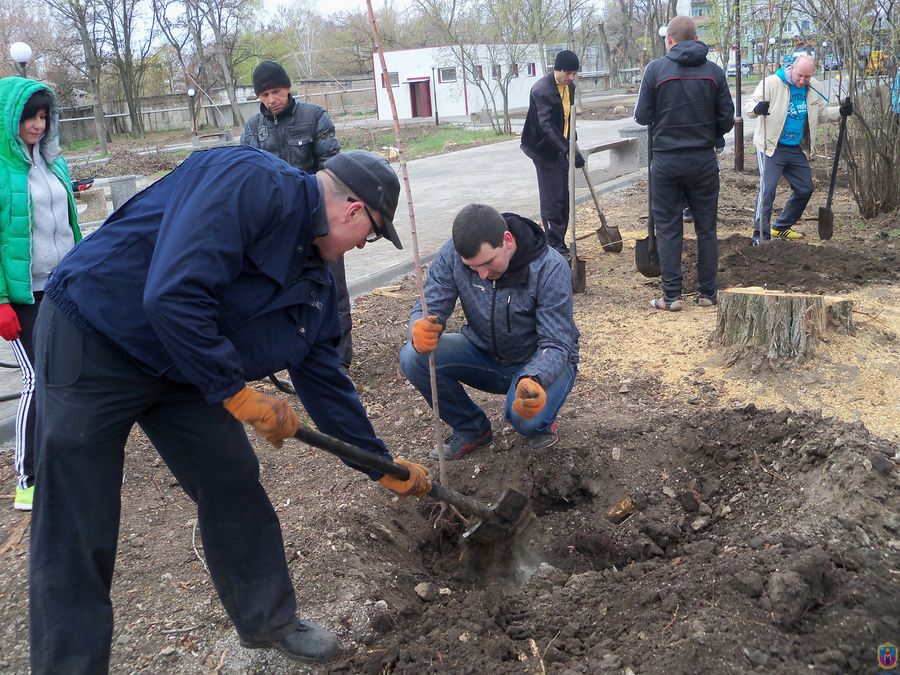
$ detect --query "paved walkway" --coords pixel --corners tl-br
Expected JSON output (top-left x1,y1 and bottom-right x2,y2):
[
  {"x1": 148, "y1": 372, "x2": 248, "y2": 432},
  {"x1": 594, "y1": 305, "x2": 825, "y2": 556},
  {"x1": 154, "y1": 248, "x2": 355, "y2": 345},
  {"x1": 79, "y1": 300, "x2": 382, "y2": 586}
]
[{"x1": 0, "y1": 109, "x2": 758, "y2": 443}]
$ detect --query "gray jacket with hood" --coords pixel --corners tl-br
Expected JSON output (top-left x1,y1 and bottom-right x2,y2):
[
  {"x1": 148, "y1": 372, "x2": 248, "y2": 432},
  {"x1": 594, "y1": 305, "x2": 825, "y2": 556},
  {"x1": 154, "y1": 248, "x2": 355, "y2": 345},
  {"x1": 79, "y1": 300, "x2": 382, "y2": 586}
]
[{"x1": 409, "y1": 213, "x2": 579, "y2": 387}]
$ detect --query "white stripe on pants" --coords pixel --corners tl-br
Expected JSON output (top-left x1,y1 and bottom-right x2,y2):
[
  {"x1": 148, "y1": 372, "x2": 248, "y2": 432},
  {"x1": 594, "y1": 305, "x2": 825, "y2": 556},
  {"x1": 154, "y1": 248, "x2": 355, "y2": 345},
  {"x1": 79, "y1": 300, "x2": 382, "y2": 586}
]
[{"x1": 10, "y1": 337, "x2": 35, "y2": 490}]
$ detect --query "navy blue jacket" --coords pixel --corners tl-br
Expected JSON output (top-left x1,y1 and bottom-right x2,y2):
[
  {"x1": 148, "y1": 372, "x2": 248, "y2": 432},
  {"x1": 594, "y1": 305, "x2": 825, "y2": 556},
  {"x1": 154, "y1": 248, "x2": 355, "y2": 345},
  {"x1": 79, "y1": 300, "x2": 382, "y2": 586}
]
[
  {"x1": 634, "y1": 40, "x2": 735, "y2": 152},
  {"x1": 47, "y1": 145, "x2": 391, "y2": 471}
]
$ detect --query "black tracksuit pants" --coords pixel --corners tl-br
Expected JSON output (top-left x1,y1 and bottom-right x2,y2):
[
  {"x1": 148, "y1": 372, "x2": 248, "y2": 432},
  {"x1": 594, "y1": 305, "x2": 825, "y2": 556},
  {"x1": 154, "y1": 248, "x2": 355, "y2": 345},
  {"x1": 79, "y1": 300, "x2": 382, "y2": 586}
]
[
  {"x1": 532, "y1": 153, "x2": 570, "y2": 253},
  {"x1": 650, "y1": 148, "x2": 720, "y2": 299},
  {"x1": 29, "y1": 299, "x2": 298, "y2": 674}
]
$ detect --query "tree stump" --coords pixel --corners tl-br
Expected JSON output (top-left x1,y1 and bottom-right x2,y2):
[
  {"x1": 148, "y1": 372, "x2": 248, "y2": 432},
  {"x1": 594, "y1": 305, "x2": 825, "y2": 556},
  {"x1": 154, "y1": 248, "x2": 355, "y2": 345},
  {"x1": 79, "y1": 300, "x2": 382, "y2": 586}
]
[{"x1": 716, "y1": 288, "x2": 854, "y2": 359}]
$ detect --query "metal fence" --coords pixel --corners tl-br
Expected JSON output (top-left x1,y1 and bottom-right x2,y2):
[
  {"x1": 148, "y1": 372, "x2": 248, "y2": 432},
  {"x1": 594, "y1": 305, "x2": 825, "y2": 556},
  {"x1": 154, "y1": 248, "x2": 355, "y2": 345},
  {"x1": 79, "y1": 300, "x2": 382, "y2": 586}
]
[{"x1": 59, "y1": 84, "x2": 377, "y2": 143}]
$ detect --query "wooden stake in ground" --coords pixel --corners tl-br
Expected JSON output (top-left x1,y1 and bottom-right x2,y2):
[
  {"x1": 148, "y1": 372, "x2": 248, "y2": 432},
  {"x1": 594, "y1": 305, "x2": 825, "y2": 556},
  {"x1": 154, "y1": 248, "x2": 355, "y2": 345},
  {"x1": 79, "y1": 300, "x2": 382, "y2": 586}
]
[
  {"x1": 365, "y1": 1, "x2": 450, "y2": 495},
  {"x1": 716, "y1": 287, "x2": 853, "y2": 359}
]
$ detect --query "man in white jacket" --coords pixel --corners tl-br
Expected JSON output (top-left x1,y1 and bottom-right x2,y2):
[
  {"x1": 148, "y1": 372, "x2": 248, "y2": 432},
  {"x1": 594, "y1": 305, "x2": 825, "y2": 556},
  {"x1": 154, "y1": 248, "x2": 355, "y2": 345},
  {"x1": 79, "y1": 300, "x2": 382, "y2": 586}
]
[{"x1": 744, "y1": 54, "x2": 852, "y2": 244}]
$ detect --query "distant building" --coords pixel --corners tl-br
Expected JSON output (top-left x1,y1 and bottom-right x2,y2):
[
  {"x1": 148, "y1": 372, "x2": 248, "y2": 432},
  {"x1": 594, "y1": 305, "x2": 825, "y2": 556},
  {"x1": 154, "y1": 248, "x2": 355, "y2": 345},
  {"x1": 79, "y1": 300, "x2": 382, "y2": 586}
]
[{"x1": 371, "y1": 44, "x2": 544, "y2": 121}]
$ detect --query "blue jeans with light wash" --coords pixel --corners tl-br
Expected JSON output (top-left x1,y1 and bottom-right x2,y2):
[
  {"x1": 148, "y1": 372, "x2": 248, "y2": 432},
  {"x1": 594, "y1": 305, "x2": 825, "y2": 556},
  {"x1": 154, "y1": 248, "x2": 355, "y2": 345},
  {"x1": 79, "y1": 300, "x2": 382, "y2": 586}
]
[{"x1": 399, "y1": 333, "x2": 577, "y2": 440}]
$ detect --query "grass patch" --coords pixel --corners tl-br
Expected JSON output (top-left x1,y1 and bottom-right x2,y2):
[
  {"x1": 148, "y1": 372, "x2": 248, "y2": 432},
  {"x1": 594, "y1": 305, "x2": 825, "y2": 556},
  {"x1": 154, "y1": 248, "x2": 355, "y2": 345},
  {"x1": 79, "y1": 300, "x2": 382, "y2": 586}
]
[
  {"x1": 62, "y1": 138, "x2": 98, "y2": 153},
  {"x1": 341, "y1": 125, "x2": 515, "y2": 160}
]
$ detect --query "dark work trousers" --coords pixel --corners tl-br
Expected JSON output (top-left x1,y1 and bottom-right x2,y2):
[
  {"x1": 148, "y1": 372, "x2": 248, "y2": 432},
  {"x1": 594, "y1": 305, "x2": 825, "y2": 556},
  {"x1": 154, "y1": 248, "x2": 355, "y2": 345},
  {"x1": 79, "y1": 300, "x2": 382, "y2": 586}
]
[
  {"x1": 753, "y1": 145, "x2": 814, "y2": 237},
  {"x1": 10, "y1": 291, "x2": 42, "y2": 490},
  {"x1": 532, "y1": 153, "x2": 570, "y2": 253},
  {"x1": 650, "y1": 149, "x2": 720, "y2": 300},
  {"x1": 29, "y1": 299, "x2": 297, "y2": 674},
  {"x1": 330, "y1": 255, "x2": 353, "y2": 366}
]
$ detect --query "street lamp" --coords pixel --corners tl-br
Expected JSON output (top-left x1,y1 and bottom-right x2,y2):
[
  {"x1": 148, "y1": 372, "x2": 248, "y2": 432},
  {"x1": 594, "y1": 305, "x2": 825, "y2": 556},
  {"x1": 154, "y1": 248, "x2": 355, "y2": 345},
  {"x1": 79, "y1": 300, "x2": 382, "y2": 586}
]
[
  {"x1": 821, "y1": 41, "x2": 828, "y2": 77},
  {"x1": 9, "y1": 42, "x2": 32, "y2": 78},
  {"x1": 187, "y1": 88, "x2": 197, "y2": 136}
]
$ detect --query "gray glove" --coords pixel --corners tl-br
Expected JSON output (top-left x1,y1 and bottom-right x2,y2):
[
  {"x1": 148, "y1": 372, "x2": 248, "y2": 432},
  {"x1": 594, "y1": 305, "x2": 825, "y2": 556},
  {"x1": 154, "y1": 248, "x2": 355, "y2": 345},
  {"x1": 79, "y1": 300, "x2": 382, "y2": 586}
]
[{"x1": 752, "y1": 101, "x2": 770, "y2": 116}]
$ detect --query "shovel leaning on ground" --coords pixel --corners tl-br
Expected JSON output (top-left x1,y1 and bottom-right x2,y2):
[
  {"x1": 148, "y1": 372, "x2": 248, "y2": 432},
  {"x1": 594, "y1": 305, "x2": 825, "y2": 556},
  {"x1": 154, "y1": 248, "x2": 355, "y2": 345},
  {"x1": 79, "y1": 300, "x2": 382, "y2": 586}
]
[
  {"x1": 580, "y1": 159, "x2": 623, "y2": 253},
  {"x1": 817, "y1": 100, "x2": 849, "y2": 241},
  {"x1": 292, "y1": 424, "x2": 533, "y2": 546},
  {"x1": 635, "y1": 128, "x2": 661, "y2": 278}
]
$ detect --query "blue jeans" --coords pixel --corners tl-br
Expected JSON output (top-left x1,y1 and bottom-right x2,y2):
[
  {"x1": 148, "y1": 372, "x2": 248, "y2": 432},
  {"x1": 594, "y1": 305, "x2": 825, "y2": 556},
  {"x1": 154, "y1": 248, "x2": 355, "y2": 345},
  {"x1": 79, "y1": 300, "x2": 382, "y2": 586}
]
[{"x1": 399, "y1": 334, "x2": 576, "y2": 439}]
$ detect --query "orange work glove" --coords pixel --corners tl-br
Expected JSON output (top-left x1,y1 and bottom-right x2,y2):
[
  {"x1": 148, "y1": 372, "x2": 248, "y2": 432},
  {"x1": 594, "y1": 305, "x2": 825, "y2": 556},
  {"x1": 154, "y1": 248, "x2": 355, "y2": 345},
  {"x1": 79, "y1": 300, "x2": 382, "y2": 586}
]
[
  {"x1": 223, "y1": 386, "x2": 299, "y2": 449},
  {"x1": 511, "y1": 377, "x2": 547, "y2": 419},
  {"x1": 0, "y1": 303, "x2": 21, "y2": 341},
  {"x1": 411, "y1": 316, "x2": 443, "y2": 353},
  {"x1": 377, "y1": 459, "x2": 431, "y2": 497}
]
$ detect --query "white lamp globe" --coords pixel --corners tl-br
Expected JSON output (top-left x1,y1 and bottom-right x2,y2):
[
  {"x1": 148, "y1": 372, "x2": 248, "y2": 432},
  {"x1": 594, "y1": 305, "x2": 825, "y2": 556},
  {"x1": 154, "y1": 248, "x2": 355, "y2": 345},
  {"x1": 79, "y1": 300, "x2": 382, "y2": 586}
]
[
  {"x1": 187, "y1": 88, "x2": 196, "y2": 97},
  {"x1": 9, "y1": 42, "x2": 32, "y2": 64}
]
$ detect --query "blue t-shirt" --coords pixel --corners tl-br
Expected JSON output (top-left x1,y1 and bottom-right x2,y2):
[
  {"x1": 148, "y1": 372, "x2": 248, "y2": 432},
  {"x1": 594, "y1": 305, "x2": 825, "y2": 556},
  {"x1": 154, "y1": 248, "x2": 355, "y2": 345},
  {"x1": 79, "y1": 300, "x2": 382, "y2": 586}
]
[{"x1": 778, "y1": 68, "x2": 807, "y2": 146}]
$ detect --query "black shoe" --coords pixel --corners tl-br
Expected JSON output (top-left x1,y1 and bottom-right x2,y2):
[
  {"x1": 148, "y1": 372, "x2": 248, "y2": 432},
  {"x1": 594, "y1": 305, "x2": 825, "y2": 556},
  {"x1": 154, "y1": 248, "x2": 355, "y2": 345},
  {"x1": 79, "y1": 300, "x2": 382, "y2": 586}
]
[{"x1": 240, "y1": 620, "x2": 339, "y2": 664}]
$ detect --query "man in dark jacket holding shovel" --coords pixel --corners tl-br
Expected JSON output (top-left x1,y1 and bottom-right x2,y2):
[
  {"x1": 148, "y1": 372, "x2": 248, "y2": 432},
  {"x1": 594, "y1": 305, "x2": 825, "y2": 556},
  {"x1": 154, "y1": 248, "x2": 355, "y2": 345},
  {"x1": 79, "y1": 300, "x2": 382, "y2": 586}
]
[
  {"x1": 634, "y1": 16, "x2": 734, "y2": 311},
  {"x1": 400, "y1": 204, "x2": 579, "y2": 458},
  {"x1": 29, "y1": 146, "x2": 430, "y2": 673},
  {"x1": 521, "y1": 50, "x2": 584, "y2": 260}
]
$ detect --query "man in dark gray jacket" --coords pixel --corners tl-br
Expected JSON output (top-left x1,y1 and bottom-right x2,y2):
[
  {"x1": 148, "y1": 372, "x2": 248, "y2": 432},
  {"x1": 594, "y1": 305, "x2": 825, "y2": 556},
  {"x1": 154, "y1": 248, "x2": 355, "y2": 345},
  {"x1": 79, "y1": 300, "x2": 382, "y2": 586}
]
[
  {"x1": 241, "y1": 61, "x2": 354, "y2": 366},
  {"x1": 400, "y1": 204, "x2": 579, "y2": 458},
  {"x1": 634, "y1": 16, "x2": 734, "y2": 311}
]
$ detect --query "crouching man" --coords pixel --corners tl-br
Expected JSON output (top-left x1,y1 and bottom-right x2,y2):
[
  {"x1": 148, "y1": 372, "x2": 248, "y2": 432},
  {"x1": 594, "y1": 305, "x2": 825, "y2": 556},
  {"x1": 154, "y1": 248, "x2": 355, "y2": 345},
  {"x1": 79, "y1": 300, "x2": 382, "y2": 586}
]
[{"x1": 400, "y1": 204, "x2": 579, "y2": 458}]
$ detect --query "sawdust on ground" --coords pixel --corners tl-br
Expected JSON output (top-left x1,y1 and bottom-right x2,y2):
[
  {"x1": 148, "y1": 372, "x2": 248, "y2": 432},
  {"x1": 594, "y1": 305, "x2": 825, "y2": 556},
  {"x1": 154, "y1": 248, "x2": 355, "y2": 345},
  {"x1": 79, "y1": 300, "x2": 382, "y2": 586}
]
[{"x1": 571, "y1": 170, "x2": 900, "y2": 442}]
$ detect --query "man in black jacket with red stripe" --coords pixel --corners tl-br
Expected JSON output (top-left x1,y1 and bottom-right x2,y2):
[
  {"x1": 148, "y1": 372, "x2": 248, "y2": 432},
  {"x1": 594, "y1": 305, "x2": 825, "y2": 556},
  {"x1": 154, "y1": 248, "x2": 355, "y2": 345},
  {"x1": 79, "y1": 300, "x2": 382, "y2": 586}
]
[
  {"x1": 634, "y1": 16, "x2": 734, "y2": 311},
  {"x1": 521, "y1": 50, "x2": 584, "y2": 260}
]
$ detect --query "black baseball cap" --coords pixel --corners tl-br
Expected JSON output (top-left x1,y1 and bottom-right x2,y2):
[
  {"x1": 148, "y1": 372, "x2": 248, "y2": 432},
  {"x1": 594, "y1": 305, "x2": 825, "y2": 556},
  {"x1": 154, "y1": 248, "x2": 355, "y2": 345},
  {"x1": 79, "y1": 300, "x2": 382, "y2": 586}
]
[{"x1": 324, "y1": 151, "x2": 403, "y2": 249}]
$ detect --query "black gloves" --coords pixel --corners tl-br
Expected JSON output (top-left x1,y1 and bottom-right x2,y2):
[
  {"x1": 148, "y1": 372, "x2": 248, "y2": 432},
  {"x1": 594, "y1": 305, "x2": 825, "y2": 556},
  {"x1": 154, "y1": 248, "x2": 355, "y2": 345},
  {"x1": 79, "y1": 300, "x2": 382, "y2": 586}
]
[
  {"x1": 839, "y1": 97, "x2": 853, "y2": 117},
  {"x1": 574, "y1": 152, "x2": 585, "y2": 169},
  {"x1": 752, "y1": 101, "x2": 770, "y2": 116}
]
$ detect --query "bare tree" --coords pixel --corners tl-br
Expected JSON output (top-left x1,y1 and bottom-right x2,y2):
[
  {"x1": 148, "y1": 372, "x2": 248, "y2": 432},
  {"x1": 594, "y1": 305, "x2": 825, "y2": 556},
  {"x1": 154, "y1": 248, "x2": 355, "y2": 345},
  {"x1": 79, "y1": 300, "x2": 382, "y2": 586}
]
[
  {"x1": 193, "y1": 0, "x2": 250, "y2": 127},
  {"x1": 800, "y1": 0, "x2": 899, "y2": 216},
  {"x1": 706, "y1": 0, "x2": 739, "y2": 69},
  {"x1": 45, "y1": 0, "x2": 110, "y2": 153},
  {"x1": 102, "y1": 0, "x2": 158, "y2": 137},
  {"x1": 271, "y1": 2, "x2": 326, "y2": 80}
]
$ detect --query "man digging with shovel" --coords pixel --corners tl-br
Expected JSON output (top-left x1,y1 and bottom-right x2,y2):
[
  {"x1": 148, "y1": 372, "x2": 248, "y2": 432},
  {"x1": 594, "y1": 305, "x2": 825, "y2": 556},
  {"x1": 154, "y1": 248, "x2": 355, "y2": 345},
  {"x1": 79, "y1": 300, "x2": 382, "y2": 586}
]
[
  {"x1": 744, "y1": 53, "x2": 853, "y2": 244},
  {"x1": 28, "y1": 146, "x2": 430, "y2": 673},
  {"x1": 400, "y1": 204, "x2": 579, "y2": 457}
]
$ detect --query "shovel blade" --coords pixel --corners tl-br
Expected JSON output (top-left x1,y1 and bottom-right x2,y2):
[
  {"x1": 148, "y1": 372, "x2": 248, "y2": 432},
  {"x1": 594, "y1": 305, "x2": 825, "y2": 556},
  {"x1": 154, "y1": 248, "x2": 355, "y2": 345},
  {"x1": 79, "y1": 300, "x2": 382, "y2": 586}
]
[
  {"x1": 817, "y1": 206, "x2": 834, "y2": 240},
  {"x1": 572, "y1": 257, "x2": 586, "y2": 293},
  {"x1": 635, "y1": 237, "x2": 661, "y2": 278},
  {"x1": 596, "y1": 225, "x2": 624, "y2": 253}
]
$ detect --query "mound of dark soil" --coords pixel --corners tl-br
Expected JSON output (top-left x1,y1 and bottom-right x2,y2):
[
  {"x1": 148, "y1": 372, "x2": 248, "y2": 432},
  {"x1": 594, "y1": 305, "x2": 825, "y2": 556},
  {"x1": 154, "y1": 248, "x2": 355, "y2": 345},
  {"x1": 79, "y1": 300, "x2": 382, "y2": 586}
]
[
  {"x1": 681, "y1": 234, "x2": 899, "y2": 295},
  {"x1": 324, "y1": 398, "x2": 898, "y2": 675}
]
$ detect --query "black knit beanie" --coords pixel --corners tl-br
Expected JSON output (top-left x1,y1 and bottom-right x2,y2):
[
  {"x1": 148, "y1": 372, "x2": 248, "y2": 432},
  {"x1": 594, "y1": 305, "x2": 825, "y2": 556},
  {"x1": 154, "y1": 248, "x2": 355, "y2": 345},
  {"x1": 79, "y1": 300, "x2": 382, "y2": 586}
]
[
  {"x1": 554, "y1": 50, "x2": 580, "y2": 72},
  {"x1": 253, "y1": 60, "x2": 291, "y2": 95}
]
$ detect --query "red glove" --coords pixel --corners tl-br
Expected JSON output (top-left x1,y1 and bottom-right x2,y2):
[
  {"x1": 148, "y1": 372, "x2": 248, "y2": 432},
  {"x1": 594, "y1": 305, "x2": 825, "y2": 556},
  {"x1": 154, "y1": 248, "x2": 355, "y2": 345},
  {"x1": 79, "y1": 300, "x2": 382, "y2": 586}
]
[
  {"x1": 0, "y1": 304, "x2": 21, "y2": 341},
  {"x1": 512, "y1": 377, "x2": 546, "y2": 419},
  {"x1": 412, "y1": 316, "x2": 443, "y2": 353}
]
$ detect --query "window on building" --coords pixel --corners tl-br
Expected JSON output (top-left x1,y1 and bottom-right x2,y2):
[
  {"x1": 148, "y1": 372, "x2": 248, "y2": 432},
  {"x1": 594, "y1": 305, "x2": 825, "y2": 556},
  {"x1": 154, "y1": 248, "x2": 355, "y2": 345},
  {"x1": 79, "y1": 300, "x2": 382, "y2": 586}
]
[
  {"x1": 474, "y1": 65, "x2": 484, "y2": 80},
  {"x1": 438, "y1": 67, "x2": 457, "y2": 83},
  {"x1": 492, "y1": 64, "x2": 501, "y2": 79},
  {"x1": 526, "y1": 62, "x2": 536, "y2": 76},
  {"x1": 382, "y1": 72, "x2": 399, "y2": 87},
  {"x1": 510, "y1": 63, "x2": 519, "y2": 77}
]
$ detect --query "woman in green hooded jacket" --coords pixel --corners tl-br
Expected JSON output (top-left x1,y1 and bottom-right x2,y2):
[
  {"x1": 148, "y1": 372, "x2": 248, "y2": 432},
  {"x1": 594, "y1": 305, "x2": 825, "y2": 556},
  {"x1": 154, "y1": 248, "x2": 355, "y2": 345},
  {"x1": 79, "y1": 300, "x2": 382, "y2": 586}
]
[{"x1": 0, "y1": 77, "x2": 81, "y2": 511}]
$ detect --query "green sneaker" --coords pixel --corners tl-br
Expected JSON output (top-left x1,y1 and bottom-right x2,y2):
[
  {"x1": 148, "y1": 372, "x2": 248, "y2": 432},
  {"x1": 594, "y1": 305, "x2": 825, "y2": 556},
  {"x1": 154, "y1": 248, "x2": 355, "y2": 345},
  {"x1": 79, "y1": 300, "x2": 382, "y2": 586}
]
[{"x1": 14, "y1": 485, "x2": 33, "y2": 511}]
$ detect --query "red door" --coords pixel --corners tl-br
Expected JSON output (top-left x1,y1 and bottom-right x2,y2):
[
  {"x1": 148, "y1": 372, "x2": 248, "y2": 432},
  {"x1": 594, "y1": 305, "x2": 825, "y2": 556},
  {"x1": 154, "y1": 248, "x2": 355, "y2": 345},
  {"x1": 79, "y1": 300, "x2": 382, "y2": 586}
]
[{"x1": 409, "y1": 81, "x2": 432, "y2": 118}]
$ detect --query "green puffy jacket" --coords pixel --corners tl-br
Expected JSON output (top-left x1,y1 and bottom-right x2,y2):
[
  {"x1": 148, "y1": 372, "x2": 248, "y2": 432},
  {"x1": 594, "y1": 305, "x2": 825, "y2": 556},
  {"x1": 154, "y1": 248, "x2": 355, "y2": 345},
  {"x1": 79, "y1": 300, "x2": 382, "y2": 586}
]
[{"x1": 0, "y1": 77, "x2": 81, "y2": 305}]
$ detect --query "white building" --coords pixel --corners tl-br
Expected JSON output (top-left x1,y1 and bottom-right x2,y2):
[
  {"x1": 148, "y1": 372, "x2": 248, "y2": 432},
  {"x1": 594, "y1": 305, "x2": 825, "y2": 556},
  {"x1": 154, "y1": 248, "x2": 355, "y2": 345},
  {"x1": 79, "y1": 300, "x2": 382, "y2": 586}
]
[{"x1": 372, "y1": 44, "x2": 544, "y2": 121}]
